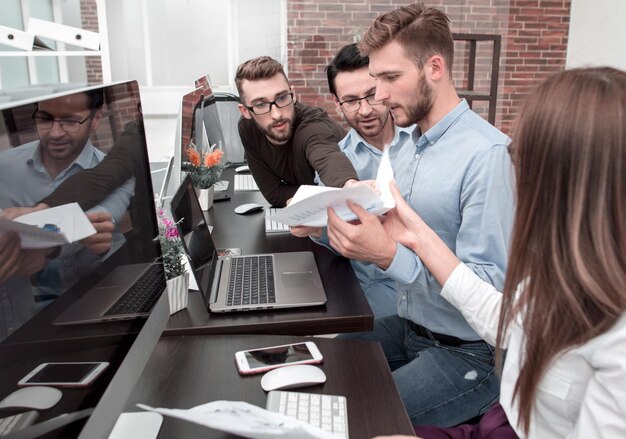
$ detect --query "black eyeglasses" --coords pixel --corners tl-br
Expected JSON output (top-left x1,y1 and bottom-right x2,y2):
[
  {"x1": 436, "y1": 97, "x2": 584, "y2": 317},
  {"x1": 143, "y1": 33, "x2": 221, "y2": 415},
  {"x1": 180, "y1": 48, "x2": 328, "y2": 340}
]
[
  {"x1": 244, "y1": 92, "x2": 295, "y2": 115},
  {"x1": 339, "y1": 92, "x2": 382, "y2": 113},
  {"x1": 32, "y1": 110, "x2": 94, "y2": 133}
]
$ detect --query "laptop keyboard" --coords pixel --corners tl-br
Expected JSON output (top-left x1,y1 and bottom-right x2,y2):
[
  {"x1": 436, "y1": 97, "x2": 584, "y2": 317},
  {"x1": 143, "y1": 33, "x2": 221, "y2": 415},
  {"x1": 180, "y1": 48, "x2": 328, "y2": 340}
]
[
  {"x1": 104, "y1": 264, "x2": 166, "y2": 316},
  {"x1": 227, "y1": 255, "x2": 276, "y2": 306},
  {"x1": 266, "y1": 391, "x2": 348, "y2": 438},
  {"x1": 265, "y1": 208, "x2": 290, "y2": 233},
  {"x1": 234, "y1": 174, "x2": 259, "y2": 191}
]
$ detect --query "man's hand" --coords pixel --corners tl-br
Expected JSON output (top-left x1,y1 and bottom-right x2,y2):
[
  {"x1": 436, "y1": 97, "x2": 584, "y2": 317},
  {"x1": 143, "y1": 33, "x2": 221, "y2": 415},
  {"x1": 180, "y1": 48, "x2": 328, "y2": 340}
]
[
  {"x1": 2, "y1": 203, "x2": 49, "y2": 220},
  {"x1": 81, "y1": 212, "x2": 115, "y2": 255},
  {"x1": 0, "y1": 232, "x2": 57, "y2": 281},
  {"x1": 289, "y1": 225, "x2": 323, "y2": 239},
  {"x1": 326, "y1": 200, "x2": 396, "y2": 269},
  {"x1": 342, "y1": 179, "x2": 379, "y2": 194}
]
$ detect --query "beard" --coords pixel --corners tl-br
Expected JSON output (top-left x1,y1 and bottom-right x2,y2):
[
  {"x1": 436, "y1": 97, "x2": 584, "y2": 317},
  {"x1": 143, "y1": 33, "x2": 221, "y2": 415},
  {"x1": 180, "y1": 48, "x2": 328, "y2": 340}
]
[
  {"x1": 258, "y1": 115, "x2": 295, "y2": 145},
  {"x1": 346, "y1": 108, "x2": 390, "y2": 139},
  {"x1": 393, "y1": 72, "x2": 434, "y2": 128}
]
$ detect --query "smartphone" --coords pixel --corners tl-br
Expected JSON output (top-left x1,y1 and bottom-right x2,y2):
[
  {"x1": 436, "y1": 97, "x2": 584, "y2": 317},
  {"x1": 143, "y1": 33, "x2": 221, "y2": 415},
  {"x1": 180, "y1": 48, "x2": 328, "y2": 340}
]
[
  {"x1": 235, "y1": 341, "x2": 323, "y2": 375},
  {"x1": 18, "y1": 362, "x2": 109, "y2": 387}
]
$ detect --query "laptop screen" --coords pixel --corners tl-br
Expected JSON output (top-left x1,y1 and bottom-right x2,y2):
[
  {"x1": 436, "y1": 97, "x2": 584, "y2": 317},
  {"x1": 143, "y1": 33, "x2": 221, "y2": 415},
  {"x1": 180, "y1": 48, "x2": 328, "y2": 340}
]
[{"x1": 170, "y1": 175, "x2": 218, "y2": 308}]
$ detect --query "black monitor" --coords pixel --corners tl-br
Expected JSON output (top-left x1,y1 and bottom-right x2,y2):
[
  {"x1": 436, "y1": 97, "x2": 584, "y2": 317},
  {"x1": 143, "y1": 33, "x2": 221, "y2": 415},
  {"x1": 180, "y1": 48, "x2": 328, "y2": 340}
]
[{"x1": 0, "y1": 81, "x2": 169, "y2": 438}]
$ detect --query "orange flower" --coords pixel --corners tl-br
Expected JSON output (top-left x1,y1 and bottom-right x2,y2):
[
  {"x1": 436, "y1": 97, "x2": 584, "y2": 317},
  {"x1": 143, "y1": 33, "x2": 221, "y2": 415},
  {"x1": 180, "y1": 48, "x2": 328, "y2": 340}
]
[
  {"x1": 204, "y1": 149, "x2": 224, "y2": 168},
  {"x1": 186, "y1": 145, "x2": 201, "y2": 167}
]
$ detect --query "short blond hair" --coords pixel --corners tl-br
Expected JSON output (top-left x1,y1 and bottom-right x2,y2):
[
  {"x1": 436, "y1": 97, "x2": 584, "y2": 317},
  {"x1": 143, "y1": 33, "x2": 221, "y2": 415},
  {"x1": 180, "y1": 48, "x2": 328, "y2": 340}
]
[{"x1": 358, "y1": 3, "x2": 453, "y2": 74}]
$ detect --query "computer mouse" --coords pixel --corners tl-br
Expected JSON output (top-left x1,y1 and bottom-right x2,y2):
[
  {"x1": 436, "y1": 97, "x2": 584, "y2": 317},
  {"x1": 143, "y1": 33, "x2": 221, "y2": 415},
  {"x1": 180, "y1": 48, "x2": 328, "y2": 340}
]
[
  {"x1": 235, "y1": 165, "x2": 250, "y2": 173},
  {"x1": 260, "y1": 365, "x2": 327, "y2": 391},
  {"x1": 234, "y1": 203, "x2": 264, "y2": 215},
  {"x1": 0, "y1": 386, "x2": 62, "y2": 410}
]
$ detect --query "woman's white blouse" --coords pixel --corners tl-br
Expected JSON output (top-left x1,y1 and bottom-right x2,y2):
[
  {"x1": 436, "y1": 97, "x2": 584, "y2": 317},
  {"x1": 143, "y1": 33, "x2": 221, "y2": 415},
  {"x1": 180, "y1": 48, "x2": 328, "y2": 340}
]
[{"x1": 441, "y1": 263, "x2": 626, "y2": 438}]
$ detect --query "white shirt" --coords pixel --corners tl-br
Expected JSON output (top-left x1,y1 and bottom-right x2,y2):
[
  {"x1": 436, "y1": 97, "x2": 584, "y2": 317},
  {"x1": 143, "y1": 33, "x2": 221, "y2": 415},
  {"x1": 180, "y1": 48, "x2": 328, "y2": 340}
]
[{"x1": 442, "y1": 263, "x2": 626, "y2": 438}]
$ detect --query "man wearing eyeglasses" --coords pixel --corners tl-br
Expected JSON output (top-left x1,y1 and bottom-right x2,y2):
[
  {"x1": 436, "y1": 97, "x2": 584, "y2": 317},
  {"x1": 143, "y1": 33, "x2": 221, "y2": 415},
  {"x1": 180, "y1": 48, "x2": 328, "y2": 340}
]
[
  {"x1": 0, "y1": 90, "x2": 133, "y2": 340},
  {"x1": 291, "y1": 43, "x2": 415, "y2": 318},
  {"x1": 235, "y1": 56, "x2": 359, "y2": 207}
]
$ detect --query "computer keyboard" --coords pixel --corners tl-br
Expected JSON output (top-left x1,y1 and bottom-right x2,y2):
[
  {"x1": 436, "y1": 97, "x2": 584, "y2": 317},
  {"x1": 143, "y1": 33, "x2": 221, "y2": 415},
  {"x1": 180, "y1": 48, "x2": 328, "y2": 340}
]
[
  {"x1": 266, "y1": 391, "x2": 348, "y2": 438},
  {"x1": 265, "y1": 208, "x2": 290, "y2": 233},
  {"x1": 104, "y1": 264, "x2": 166, "y2": 316},
  {"x1": 234, "y1": 174, "x2": 259, "y2": 191},
  {"x1": 0, "y1": 410, "x2": 38, "y2": 437},
  {"x1": 227, "y1": 255, "x2": 276, "y2": 306}
]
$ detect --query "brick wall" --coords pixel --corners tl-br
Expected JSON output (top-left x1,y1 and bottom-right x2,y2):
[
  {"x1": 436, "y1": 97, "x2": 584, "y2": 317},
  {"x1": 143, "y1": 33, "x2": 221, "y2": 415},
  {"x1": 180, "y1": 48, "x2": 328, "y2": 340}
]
[
  {"x1": 80, "y1": 0, "x2": 103, "y2": 84},
  {"x1": 287, "y1": 0, "x2": 571, "y2": 134}
]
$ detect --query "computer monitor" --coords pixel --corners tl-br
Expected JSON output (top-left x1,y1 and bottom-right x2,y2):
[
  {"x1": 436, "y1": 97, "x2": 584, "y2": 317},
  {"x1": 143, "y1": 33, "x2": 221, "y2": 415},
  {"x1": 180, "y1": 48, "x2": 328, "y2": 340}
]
[
  {"x1": 169, "y1": 75, "x2": 234, "y2": 201},
  {"x1": 0, "y1": 81, "x2": 168, "y2": 438}
]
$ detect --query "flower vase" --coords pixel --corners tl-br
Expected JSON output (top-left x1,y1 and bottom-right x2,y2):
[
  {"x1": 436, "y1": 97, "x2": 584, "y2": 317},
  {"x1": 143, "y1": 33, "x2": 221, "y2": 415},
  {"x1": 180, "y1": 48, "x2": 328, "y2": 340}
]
[
  {"x1": 166, "y1": 271, "x2": 189, "y2": 315},
  {"x1": 196, "y1": 186, "x2": 214, "y2": 210}
]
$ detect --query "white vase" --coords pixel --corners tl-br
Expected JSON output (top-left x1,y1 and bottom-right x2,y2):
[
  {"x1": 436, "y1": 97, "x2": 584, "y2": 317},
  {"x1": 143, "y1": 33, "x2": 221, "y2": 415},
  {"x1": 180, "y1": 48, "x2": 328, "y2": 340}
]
[
  {"x1": 166, "y1": 271, "x2": 189, "y2": 315},
  {"x1": 196, "y1": 186, "x2": 214, "y2": 210}
]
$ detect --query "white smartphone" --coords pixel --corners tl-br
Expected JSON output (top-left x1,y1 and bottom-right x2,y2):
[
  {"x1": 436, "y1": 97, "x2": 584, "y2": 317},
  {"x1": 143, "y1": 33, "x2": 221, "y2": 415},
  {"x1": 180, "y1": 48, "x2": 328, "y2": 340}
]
[
  {"x1": 18, "y1": 362, "x2": 109, "y2": 387},
  {"x1": 235, "y1": 341, "x2": 323, "y2": 375}
]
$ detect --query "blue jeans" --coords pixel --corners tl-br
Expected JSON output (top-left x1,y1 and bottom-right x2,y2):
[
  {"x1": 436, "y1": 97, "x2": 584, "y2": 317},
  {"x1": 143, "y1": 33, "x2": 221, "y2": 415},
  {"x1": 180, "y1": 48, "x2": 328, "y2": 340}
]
[{"x1": 341, "y1": 315, "x2": 499, "y2": 427}]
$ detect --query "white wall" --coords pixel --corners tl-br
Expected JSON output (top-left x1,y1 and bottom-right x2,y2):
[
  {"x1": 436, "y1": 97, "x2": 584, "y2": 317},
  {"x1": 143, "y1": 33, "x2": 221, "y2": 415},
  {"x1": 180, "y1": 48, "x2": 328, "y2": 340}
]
[{"x1": 566, "y1": 0, "x2": 626, "y2": 69}]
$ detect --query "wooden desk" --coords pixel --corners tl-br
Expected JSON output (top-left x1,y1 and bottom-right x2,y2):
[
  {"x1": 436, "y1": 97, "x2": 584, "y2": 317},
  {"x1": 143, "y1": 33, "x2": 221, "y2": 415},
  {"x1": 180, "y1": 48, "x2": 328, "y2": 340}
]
[
  {"x1": 164, "y1": 167, "x2": 374, "y2": 336},
  {"x1": 124, "y1": 334, "x2": 414, "y2": 438},
  {"x1": 3, "y1": 168, "x2": 373, "y2": 347}
]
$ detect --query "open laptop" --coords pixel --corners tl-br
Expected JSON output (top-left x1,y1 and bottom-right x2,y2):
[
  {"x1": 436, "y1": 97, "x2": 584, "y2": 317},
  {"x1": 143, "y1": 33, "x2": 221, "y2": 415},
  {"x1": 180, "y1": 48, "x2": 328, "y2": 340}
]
[
  {"x1": 55, "y1": 262, "x2": 166, "y2": 325},
  {"x1": 170, "y1": 175, "x2": 326, "y2": 312}
]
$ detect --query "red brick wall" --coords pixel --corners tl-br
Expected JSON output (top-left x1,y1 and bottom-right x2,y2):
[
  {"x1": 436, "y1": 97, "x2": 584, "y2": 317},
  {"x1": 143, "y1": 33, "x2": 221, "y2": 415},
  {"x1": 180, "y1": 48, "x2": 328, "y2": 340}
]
[
  {"x1": 80, "y1": 0, "x2": 102, "y2": 84},
  {"x1": 287, "y1": 0, "x2": 571, "y2": 135}
]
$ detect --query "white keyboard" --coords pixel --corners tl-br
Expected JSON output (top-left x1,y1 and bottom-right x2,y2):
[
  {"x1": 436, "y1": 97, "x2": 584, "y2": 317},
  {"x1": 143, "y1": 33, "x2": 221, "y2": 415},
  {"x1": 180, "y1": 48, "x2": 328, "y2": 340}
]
[
  {"x1": 234, "y1": 174, "x2": 259, "y2": 191},
  {"x1": 265, "y1": 208, "x2": 290, "y2": 233},
  {"x1": 266, "y1": 391, "x2": 348, "y2": 438}
]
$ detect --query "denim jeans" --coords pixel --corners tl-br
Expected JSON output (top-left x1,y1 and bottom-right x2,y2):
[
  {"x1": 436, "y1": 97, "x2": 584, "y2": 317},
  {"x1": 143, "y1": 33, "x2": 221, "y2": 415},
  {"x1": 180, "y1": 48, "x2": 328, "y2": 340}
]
[{"x1": 341, "y1": 315, "x2": 500, "y2": 427}]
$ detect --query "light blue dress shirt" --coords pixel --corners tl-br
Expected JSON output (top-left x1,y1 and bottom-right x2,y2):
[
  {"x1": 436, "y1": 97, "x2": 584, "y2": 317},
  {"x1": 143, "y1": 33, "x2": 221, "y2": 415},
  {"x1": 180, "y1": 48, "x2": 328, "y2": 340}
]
[
  {"x1": 385, "y1": 99, "x2": 514, "y2": 340},
  {"x1": 0, "y1": 139, "x2": 134, "y2": 341},
  {"x1": 337, "y1": 125, "x2": 416, "y2": 318}
]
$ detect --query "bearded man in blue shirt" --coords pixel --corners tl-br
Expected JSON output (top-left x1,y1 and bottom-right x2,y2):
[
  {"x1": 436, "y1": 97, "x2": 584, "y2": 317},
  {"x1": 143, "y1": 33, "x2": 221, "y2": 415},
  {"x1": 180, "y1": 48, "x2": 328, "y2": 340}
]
[{"x1": 325, "y1": 4, "x2": 515, "y2": 427}]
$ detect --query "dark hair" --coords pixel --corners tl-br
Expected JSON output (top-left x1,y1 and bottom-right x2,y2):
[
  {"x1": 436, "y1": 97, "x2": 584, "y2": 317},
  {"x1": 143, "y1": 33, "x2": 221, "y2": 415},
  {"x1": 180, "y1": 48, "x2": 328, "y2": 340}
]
[
  {"x1": 325, "y1": 43, "x2": 370, "y2": 97},
  {"x1": 85, "y1": 89, "x2": 104, "y2": 110},
  {"x1": 234, "y1": 56, "x2": 288, "y2": 102},
  {"x1": 358, "y1": 2, "x2": 453, "y2": 75},
  {"x1": 499, "y1": 67, "x2": 626, "y2": 434}
]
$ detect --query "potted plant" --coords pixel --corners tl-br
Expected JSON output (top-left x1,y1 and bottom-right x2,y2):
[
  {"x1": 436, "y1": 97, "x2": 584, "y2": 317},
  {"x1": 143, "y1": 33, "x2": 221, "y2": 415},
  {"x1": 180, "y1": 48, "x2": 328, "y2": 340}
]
[
  {"x1": 155, "y1": 208, "x2": 189, "y2": 315},
  {"x1": 182, "y1": 140, "x2": 225, "y2": 210}
]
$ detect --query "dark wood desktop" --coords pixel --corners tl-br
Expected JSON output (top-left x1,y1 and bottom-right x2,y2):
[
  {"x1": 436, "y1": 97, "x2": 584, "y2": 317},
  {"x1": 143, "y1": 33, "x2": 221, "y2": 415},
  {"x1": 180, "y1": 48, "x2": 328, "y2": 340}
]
[
  {"x1": 3, "y1": 167, "x2": 373, "y2": 347},
  {"x1": 124, "y1": 334, "x2": 415, "y2": 438},
  {"x1": 163, "y1": 166, "x2": 374, "y2": 336}
]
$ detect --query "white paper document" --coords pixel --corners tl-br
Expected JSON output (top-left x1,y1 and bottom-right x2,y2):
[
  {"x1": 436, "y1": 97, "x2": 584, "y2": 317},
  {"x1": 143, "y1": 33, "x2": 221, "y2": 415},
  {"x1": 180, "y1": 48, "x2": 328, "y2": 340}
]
[
  {"x1": 137, "y1": 400, "x2": 339, "y2": 439},
  {"x1": 0, "y1": 203, "x2": 96, "y2": 249},
  {"x1": 271, "y1": 145, "x2": 395, "y2": 227}
]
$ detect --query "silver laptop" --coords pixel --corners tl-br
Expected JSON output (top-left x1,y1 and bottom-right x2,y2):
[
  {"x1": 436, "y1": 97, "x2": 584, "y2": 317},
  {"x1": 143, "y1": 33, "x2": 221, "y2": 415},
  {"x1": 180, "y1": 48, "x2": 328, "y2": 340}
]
[
  {"x1": 170, "y1": 175, "x2": 326, "y2": 312},
  {"x1": 54, "y1": 262, "x2": 166, "y2": 325}
]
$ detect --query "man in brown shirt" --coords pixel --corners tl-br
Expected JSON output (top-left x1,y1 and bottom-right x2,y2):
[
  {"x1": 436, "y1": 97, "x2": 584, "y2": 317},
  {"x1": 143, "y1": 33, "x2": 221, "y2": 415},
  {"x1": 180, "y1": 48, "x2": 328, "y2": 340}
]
[{"x1": 236, "y1": 56, "x2": 358, "y2": 207}]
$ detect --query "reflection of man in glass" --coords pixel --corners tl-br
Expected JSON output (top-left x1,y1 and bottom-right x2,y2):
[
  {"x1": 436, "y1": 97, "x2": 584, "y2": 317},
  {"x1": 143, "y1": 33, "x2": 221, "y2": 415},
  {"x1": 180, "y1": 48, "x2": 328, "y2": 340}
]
[{"x1": 0, "y1": 90, "x2": 134, "y2": 341}]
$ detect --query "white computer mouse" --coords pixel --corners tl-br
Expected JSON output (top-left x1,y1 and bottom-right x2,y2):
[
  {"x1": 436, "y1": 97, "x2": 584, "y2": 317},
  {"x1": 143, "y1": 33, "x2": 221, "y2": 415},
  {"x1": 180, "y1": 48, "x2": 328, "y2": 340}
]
[
  {"x1": 234, "y1": 203, "x2": 264, "y2": 215},
  {"x1": 260, "y1": 365, "x2": 327, "y2": 391},
  {"x1": 0, "y1": 386, "x2": 63, "y2": 410},
  {"x1": 235, "y1": 165, "x2": 250, "y2": 173}
]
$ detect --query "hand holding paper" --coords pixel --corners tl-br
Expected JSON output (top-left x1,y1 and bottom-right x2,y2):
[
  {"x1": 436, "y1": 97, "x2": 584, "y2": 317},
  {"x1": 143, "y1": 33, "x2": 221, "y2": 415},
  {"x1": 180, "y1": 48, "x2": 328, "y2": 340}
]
[
  {"x1": 271, "y1": 145, "x2": 395, "y2": 227},
  {"x1": 0, "y1": 203, "x2": 97, "y2": 249}
]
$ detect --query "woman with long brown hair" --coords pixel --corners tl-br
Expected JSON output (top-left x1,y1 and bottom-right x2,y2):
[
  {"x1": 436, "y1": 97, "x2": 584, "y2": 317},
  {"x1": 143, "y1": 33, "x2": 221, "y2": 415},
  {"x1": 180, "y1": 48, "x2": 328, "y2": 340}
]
[{"x1": 374, "y1": 67, "x2": 626, "y2": 437}]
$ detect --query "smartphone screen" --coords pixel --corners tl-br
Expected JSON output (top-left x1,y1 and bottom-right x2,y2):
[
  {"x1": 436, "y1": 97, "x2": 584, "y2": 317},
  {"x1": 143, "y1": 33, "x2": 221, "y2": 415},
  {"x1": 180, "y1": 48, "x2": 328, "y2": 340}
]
[
  {"x1": 244, "y1": 342, "x2": 314, "y2": 369},
  {"x1": 21, "y1": 362, "x2": 108, "y2": 386}
]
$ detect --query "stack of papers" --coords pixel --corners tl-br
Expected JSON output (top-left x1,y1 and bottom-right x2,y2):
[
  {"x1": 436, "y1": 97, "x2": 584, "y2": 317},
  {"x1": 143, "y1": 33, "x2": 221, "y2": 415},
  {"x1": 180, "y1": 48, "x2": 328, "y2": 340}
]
[{"x1": 271, "y1": 145, "x2": 395, "y2": 227}]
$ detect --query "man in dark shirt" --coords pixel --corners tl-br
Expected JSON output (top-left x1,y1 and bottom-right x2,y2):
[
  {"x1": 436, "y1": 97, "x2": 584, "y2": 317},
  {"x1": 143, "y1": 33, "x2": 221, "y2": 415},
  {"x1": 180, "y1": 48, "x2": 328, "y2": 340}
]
[{"x1": 235, "y1": 56, "x2": 358, "y2": 207}]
